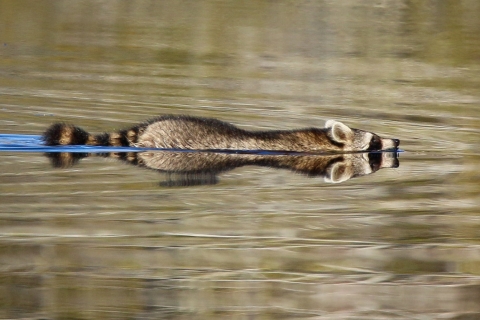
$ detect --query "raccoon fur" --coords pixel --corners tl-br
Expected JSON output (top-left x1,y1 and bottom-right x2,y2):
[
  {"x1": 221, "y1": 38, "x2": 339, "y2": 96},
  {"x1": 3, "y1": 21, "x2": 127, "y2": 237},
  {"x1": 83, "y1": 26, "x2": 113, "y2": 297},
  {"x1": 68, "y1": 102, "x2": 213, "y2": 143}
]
[{"x1": 43, "y1": 115, "x2": 400, "y2": 152}]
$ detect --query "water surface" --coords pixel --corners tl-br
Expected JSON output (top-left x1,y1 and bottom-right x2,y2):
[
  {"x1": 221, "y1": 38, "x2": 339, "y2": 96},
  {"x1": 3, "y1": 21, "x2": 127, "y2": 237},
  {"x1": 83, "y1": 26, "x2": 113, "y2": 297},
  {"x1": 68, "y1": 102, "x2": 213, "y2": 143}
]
[{"x1": 1, "y1": 1, "x2": 480, "y2": 319}]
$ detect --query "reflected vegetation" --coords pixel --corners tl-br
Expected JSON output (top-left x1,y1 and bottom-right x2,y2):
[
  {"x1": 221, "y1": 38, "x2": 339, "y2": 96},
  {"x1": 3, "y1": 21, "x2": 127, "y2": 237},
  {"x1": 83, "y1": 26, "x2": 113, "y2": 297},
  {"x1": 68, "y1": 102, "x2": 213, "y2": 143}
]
[{"x1": 46, "y1": 150, "x2": 400, "y2": 186}]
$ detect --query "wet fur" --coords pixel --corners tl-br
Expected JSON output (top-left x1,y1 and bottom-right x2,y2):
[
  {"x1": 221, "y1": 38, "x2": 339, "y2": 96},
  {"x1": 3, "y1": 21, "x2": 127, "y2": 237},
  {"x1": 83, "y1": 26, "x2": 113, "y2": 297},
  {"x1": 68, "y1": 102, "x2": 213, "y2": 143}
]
[{"x1": 43, "y1": 115, "x2": 399, "y2": 152}]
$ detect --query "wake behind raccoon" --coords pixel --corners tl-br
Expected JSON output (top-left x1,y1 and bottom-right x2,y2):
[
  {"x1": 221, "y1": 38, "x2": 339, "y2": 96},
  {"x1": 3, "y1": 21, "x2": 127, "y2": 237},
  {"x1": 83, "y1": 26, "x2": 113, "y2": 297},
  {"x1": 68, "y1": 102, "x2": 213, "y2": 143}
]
[{"x1": 43, "y1": 115, "x2": 400, "y2": 152}]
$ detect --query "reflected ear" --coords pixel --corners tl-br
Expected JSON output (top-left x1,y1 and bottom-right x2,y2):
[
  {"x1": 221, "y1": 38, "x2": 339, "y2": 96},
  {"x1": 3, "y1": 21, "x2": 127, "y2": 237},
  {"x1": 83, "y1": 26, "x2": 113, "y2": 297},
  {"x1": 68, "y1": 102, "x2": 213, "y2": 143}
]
[
  {"x1": 325, "y1": 120, "x2": 352, "y2": 144},
  {"x1": 324, "y1": 161, "x2": 351, "y2": 184}
]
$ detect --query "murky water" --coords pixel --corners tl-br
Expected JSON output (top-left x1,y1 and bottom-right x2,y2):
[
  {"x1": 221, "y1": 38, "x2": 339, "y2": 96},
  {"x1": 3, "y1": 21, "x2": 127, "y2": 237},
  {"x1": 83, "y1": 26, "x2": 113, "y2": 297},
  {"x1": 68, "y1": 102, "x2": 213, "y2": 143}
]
[{"x1": 1, "y1": 1, "x2": 480, "y2": 319}]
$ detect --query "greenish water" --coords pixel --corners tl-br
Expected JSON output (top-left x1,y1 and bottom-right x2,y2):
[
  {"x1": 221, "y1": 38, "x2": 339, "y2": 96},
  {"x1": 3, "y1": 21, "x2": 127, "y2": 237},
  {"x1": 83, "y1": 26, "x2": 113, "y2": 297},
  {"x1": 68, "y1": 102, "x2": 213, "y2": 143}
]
[{"x1": 1, "y1": 1, "x2": 480, "y2": 319}]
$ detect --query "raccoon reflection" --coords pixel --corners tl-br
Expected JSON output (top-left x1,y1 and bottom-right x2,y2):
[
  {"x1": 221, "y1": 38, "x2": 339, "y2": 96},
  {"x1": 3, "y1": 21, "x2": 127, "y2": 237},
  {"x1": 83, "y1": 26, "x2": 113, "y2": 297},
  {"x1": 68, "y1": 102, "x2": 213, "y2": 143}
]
[{"x1": 45, "y1": 151, "x2": 399, "y2": 186}]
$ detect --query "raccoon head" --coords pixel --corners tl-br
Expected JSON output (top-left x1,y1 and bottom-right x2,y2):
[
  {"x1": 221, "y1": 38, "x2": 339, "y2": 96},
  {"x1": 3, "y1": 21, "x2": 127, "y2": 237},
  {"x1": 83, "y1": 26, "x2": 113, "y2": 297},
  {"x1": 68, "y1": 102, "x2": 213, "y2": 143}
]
[
  {"x1": 324, "y1": 152, "x2": 399, "y2": 183},
  {"x1": 325, "y1": 120, "x2": 399, "y2": 152}
]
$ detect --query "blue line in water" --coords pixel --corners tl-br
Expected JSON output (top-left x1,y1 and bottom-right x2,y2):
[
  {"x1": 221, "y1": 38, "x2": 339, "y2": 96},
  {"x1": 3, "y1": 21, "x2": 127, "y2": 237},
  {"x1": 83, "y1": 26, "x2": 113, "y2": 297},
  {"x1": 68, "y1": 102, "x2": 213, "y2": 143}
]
[{"x1": 0, "y1": 134, "x2": 404, "y2": 155}]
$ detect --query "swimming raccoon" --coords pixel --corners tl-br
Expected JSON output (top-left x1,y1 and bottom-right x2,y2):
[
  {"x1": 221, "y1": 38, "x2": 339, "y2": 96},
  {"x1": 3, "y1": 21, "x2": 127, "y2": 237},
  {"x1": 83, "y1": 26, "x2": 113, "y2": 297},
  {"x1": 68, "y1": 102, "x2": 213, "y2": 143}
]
[
  {"x1": 45, "y1": 150, "x2": 399, "y2": 185},
  {"x1": 43, "y1": 115, "x2": 399, "y2": 152}
]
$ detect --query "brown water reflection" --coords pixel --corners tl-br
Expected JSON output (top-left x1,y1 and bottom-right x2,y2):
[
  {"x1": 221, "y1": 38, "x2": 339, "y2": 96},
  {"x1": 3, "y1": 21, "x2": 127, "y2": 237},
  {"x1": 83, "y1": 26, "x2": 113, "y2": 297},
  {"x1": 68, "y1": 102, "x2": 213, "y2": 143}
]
[
  {"x1": 1, "y1": 0, "x2": 480, "y2": 319},
  {"x1": 46, "y1": 151, "x2": 399, "y2": 185}
]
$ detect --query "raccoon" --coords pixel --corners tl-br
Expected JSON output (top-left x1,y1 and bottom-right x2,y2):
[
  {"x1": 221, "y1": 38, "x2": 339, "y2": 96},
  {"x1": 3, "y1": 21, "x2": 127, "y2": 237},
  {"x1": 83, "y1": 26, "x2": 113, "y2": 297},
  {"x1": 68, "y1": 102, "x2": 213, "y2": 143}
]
[
  {"x1": 43, "y1": 115, "x2": 399, "y2": 152},
  {"x1": 46, "y1": 150, "x2": 399, "y2": 185}
]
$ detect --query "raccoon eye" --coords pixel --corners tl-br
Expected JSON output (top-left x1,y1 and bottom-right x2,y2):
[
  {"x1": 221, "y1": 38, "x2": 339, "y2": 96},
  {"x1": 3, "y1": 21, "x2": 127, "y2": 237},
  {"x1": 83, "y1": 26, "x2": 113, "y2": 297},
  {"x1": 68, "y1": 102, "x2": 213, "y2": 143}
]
[{"x1": 368, "y1": 135, "x2": 382, "y2": 151}]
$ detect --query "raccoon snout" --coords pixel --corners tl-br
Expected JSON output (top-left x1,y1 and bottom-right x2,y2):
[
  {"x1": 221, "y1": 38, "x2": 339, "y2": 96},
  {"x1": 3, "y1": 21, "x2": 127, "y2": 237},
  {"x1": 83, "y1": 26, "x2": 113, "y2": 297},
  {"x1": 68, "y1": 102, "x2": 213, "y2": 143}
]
[{"x1": 381, "y1": 138, "x2": 400, "y2": 151}]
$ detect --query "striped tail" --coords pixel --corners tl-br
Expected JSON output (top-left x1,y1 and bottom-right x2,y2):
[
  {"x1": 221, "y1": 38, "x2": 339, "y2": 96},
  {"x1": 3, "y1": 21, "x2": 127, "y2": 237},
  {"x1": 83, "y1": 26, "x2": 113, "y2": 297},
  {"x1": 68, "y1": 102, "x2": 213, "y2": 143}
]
[{"x1": 43, "y1": 123, "x2": 130, "y2": 146}]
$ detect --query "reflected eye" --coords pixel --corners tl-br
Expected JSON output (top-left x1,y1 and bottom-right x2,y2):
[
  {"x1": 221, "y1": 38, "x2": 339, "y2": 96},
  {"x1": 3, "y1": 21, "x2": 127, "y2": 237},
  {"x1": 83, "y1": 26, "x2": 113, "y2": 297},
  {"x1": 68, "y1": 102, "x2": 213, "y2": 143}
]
[
  {"x1": 368, "y1": 136, "x2": 382, "y2": 150},
  {"x1": 368, "y1": 152, "x2": 381, "y2": 171}
]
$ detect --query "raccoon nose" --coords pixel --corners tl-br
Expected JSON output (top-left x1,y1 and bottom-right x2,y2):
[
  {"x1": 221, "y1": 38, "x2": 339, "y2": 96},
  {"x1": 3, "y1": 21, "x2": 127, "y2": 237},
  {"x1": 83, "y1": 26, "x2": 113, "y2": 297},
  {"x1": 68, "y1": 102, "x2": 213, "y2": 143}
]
[{"x1": 393, "y1": 139, "x2": 400, "y2": 147}]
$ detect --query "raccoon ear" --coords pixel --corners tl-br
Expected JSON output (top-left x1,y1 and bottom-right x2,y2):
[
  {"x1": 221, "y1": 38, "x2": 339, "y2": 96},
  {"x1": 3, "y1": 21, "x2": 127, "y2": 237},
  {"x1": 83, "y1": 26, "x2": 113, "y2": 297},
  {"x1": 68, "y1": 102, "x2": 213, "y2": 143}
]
[
  {"x1": 325, "y1": 120, "x2": 353, "y2": 144},
  {"x1": 325, "y1": 161, "x2": 351, "y2": 184}
]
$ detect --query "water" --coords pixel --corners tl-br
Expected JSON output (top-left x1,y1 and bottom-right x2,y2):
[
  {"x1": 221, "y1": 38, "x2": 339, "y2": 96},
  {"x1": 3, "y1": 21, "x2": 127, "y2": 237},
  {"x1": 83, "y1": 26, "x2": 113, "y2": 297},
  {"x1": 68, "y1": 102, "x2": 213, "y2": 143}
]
[{"x1": 1, "y1": 1, "x2": 480, "y2": 319}]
